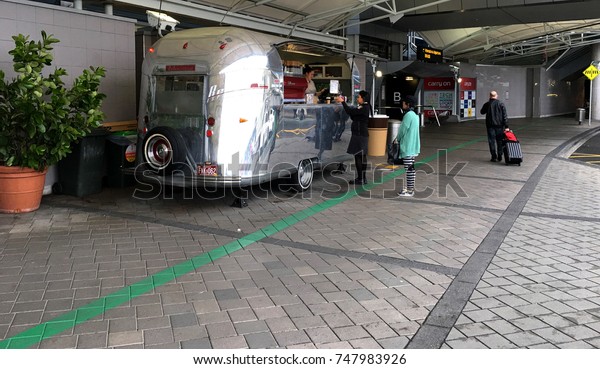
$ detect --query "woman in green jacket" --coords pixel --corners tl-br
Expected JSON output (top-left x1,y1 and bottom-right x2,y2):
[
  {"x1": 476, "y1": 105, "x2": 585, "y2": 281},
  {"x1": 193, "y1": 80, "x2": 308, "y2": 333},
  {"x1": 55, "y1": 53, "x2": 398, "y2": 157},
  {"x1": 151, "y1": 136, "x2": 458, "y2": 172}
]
[{"x1": 397, "y1": 95, "x2": 421, "y2": 197}]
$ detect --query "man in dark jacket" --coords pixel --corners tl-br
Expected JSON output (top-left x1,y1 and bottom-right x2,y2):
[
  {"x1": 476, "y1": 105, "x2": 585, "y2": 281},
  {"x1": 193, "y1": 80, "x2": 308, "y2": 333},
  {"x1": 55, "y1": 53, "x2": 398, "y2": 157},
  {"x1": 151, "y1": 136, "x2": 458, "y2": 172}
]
[{"x1": 480, "y1": 90, "x2": 508, "y2": 162}]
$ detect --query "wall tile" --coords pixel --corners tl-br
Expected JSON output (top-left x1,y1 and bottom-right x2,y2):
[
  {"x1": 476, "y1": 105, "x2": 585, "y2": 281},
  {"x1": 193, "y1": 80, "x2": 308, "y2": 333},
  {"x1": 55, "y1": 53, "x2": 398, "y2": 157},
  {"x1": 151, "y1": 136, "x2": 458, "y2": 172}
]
[
  {"x1": 0, "y1": 1, "x2": 17, "y2": 20},
  {"x1": 35, "y1": 7, "x2": 54, "y2": 25}
]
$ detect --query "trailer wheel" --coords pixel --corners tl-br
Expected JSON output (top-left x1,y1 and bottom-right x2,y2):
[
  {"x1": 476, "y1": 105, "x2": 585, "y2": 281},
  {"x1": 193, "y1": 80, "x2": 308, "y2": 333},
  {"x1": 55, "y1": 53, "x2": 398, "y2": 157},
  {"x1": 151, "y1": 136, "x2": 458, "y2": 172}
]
[
  {"x1": 143, "y1": 127, "x2": 187, "y2": 174},
  {"x1": 291, "y1": 159, "x2": 313, "y2": 191}
]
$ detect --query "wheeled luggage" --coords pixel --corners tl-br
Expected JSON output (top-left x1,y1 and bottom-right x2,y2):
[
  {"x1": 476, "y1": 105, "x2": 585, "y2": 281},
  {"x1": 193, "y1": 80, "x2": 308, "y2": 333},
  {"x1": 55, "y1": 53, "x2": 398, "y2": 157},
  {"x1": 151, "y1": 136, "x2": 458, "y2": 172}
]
[{"x1": 503, "y1": 140, "x2": 523, "y2": 166}]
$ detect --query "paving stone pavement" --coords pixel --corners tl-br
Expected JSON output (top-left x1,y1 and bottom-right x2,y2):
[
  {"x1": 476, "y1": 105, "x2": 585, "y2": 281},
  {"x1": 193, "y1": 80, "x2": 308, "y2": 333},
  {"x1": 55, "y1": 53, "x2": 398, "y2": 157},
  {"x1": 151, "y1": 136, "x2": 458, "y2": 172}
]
[{"x1": 1, "y1": 117, "x2": 600, "y2": 349}]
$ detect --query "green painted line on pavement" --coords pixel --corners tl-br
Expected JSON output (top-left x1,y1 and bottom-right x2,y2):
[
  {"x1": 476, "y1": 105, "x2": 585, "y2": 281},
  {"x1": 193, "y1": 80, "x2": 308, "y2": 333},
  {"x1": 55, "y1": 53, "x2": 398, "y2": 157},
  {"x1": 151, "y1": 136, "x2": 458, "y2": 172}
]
[{"x1": 0, "y1": 134, "x2": 488, "y2": 349}]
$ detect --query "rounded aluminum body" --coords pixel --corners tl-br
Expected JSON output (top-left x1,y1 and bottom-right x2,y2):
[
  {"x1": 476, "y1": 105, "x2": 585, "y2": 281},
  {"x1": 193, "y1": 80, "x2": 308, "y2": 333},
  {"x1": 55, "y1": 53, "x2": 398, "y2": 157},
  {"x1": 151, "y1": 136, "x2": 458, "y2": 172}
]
[{"x1": 137, "y1": 27, "x2": 355, "y2": 189}]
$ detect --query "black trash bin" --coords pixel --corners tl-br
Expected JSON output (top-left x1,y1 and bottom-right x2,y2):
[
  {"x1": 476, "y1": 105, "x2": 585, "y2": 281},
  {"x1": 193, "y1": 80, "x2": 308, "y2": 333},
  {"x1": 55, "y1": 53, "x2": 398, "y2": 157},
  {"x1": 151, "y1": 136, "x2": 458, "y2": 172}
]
[
  {"x1": 56, "y1": 128, "x2": 108, "y2": 197},
  {"x1": 106, "y1": 131, "x2": 137, "y2": 188}
]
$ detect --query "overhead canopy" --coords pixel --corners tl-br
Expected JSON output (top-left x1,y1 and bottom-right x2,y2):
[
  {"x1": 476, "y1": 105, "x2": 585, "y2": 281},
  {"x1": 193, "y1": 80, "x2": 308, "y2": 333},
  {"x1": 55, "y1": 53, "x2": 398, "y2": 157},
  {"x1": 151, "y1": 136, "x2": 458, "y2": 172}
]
[
  {"x1": 383, "y1": 61, "x2": 454, "y2": 78},
  {"x1": 49, "y1": 0, "x2": 600, "y2": 65},
  {"x1": 385, "y1": 0, "x2": 600, "y2": 65}
]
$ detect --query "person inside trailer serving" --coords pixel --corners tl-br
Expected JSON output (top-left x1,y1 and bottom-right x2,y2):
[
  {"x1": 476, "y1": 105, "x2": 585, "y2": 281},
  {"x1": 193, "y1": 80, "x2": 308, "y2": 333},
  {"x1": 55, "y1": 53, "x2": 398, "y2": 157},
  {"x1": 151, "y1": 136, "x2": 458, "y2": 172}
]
[{"x1": 303, "y1": 66, "x2": 326, "y2": 102}]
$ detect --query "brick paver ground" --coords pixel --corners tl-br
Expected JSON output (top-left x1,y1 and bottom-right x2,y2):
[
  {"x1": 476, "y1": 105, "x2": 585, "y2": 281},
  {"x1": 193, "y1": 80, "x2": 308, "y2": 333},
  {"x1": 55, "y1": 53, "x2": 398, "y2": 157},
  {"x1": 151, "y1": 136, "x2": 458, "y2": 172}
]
[{"x1": 1, "y1": 117, "x2": 600, "y2": 349}]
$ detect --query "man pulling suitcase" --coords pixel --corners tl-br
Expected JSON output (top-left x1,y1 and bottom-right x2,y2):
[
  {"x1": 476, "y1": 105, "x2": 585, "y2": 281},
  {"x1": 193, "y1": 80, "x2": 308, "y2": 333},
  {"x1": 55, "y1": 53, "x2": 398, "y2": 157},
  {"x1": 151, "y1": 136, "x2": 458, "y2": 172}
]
[{"x1": 480, "y1": 90, "x2": 508, "y2": 162}]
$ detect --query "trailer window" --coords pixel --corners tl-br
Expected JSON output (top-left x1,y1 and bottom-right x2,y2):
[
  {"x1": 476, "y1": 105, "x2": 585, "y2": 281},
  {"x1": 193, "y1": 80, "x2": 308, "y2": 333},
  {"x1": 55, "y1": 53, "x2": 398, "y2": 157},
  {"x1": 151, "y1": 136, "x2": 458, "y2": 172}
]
[{"x1": 154, "y1": 75, "x2": 204, "y2": 116}]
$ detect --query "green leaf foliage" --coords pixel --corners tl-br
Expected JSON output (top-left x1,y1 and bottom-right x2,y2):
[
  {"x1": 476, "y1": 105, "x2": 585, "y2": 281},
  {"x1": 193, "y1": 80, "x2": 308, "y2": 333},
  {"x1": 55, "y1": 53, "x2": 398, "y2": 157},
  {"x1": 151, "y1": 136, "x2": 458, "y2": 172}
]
[{"x1": 0, "y1": 31, "x2": 106, "y2": 171}]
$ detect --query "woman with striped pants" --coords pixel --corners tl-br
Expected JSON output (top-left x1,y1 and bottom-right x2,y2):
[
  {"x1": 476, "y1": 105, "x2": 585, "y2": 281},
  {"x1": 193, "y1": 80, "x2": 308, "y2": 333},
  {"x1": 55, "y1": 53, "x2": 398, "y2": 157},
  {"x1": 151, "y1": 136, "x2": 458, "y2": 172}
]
[{"x1": 397, "y1": 95, "x2": 421, "y2": 197}]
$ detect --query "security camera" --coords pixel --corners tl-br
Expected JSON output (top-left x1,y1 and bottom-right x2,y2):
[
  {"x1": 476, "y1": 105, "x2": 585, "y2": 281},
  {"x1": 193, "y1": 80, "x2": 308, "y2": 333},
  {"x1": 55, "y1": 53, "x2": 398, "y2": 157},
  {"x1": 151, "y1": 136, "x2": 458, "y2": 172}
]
[{"x1": 146, "y1": 10, "x2": 180, "y2": 36}]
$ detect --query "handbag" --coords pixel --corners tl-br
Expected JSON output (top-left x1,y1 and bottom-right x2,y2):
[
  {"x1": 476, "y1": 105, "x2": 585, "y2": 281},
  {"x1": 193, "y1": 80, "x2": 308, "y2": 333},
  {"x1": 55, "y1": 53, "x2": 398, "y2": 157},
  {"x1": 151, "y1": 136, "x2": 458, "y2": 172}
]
[{"x1": 387, "y1": 139, "x2": 403, "y2": 165}]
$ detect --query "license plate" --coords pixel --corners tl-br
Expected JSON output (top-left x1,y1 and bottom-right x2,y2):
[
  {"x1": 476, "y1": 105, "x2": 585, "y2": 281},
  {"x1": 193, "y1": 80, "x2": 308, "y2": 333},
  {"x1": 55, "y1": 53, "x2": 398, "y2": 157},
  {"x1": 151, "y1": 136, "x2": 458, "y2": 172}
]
[{"x1": 197, "y1": 164, "x2": 217, "y2": 176}]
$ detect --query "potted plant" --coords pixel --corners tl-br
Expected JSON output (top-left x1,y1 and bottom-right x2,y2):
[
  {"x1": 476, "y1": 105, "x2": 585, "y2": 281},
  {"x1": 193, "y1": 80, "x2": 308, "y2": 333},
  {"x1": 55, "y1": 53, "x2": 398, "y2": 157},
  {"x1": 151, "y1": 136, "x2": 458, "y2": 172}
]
[{"x1": 0, "y1": 31, "x2": 106, "y2": 213}]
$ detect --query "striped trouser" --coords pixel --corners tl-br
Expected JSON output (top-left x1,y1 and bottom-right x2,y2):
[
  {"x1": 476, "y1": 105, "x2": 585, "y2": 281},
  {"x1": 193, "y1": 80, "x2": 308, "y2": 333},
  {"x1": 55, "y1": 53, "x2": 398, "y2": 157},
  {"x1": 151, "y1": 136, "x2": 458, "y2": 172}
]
[{"x1": 403, "y1": 156, "x2": 416, "y2": 190}]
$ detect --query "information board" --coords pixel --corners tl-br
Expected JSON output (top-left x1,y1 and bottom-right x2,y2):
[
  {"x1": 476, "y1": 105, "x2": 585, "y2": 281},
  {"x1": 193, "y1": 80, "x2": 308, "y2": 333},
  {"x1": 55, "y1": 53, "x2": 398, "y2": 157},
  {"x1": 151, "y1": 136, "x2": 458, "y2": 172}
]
[
  {"x1": 459, "y1": 78, "x2": 477, "y2": 118},
  {"x1": 417, "y1": 46, "x2": 443, "y2": 63},
  {"x1": 423, "y1": 77, "x2": 454, "y2": 118}
]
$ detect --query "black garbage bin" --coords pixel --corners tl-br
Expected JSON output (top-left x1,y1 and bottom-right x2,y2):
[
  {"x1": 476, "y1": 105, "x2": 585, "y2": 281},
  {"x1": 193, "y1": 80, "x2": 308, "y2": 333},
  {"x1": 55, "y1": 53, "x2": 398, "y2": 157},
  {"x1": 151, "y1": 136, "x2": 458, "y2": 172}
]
[
  {"x1": 106, "y1": 131, "x2": 137, "y2": 188},
  {"x1": 56, "y1": 128, "x2": 108, "y2": 197}
]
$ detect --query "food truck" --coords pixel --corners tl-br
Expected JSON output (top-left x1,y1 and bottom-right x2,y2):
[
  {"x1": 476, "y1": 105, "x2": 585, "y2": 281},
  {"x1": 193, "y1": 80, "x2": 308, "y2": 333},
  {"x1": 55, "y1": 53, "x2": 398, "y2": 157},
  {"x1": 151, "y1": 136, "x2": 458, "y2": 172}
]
[{"x1": 134, "y1": 26, "x2": 361, "y2": 201}]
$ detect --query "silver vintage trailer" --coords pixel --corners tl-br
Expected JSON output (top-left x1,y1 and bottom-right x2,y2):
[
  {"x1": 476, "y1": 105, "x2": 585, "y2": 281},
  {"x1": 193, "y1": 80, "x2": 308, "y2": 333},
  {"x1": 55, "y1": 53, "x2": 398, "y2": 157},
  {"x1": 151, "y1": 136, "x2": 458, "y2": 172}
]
[{"x1": 135, "y1": 27, "x2": 360, "y2": 200}]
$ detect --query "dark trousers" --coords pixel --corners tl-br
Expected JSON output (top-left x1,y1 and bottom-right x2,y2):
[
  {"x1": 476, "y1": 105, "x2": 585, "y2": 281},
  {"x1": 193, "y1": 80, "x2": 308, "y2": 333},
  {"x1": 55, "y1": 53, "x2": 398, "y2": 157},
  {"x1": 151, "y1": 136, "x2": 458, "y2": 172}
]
[
  {"x1": 354, "y1": 153, "x2": 367, "y2": 181},
  {"x1": 487, "y1": 126, "x2": 504, "y2": 159}
]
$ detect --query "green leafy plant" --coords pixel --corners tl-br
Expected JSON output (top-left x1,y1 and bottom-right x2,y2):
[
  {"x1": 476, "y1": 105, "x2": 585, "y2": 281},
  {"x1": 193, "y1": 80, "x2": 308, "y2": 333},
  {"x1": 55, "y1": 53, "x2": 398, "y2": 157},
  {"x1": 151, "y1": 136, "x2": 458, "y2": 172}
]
[{"x1": 0, "y1": 31, "x2": 106, "y2": 171}]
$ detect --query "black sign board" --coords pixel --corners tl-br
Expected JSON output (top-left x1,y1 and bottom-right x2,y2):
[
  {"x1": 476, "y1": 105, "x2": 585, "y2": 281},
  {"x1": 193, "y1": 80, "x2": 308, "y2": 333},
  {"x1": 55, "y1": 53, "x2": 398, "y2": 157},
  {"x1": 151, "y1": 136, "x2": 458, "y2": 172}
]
[{"x1": 417, "y1": 46, "x2": 443, "y2": 63}]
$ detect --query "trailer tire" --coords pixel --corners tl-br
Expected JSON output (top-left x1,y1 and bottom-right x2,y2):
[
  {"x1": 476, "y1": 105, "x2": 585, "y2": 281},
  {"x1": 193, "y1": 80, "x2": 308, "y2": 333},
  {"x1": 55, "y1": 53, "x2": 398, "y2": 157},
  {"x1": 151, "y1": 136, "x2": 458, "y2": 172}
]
[
  {"x1": 143, "y1": 127, "x2": 187, "y2": 174},
  {"x1": 291, "y1": 159, "x2": 313, "y2": 192}
]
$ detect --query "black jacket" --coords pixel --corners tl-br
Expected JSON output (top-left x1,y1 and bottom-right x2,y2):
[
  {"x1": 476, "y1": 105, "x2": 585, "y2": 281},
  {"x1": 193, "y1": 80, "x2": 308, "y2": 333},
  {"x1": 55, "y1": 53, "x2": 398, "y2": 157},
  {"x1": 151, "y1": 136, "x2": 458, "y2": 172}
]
[
  {"x1": 480, "y1": 98, "x2": 508, "y2": 128},
  {"x1": 341, "y1": 101, "x2": 370, "y2": 136}
]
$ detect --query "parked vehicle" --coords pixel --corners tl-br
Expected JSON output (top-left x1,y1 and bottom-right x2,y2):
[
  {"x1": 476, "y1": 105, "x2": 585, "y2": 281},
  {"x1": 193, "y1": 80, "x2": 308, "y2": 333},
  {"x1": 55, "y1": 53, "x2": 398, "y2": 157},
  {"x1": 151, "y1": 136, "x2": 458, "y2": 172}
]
[{"x1": 133, "y1": 27, "x2": 362, "y2": 202}]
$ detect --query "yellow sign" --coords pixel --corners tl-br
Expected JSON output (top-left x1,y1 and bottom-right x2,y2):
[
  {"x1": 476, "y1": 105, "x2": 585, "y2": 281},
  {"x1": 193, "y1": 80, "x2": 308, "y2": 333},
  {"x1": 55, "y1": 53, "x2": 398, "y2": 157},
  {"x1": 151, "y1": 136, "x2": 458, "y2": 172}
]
[{"x1": 583, "y1": 65, "x2": 599, "y2": 81}]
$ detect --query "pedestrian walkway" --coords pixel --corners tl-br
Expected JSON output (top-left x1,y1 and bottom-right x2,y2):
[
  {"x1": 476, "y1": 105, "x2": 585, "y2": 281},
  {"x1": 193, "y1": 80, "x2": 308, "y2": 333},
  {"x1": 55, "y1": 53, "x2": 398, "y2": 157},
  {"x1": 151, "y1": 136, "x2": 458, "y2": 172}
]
[{"x1": 1, "y1": 116, "x2": 600, "y2": 349}]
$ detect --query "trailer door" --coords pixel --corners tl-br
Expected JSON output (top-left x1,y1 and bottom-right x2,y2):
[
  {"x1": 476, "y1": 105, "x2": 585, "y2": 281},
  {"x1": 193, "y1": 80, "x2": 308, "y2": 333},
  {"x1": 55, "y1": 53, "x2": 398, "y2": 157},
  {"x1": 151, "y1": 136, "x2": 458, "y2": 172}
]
[{"x1": 150, "y1": 73, "x2": 206, "y2": 164}]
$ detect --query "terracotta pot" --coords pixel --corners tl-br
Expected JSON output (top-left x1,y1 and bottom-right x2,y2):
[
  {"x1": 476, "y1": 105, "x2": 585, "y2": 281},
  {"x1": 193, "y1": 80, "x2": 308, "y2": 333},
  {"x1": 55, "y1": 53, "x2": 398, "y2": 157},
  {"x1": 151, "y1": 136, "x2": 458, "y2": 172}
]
[{"x1": 0, "y1": 166, "x2": 47, "y2": 213}]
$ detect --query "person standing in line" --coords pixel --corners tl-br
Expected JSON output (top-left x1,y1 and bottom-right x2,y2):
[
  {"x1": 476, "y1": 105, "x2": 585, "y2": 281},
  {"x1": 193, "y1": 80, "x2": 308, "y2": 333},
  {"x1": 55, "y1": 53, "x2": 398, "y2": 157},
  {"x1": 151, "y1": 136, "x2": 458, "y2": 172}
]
[
  {"x1": 396, "y1": 95, "x2": 420, "y2": 197},
  {"x1": 480, "y1": 90, "x2": 508, "y2": 162},
  {"x1": 336, "y1": 90, "x2": 371, "y2": 185}
]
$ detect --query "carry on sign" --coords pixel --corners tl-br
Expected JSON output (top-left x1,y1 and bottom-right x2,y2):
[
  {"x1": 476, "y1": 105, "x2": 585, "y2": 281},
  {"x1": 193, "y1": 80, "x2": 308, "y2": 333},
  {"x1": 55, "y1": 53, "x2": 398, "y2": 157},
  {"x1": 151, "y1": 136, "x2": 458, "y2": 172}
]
[{"x1": 583, "y1": 65, "x2": 599, "y2": 81}]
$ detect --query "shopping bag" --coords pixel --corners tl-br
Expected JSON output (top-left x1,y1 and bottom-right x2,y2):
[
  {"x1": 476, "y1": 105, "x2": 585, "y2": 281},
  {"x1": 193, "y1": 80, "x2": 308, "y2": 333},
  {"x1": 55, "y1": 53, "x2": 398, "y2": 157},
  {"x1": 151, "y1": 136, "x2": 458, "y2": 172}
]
[{"x1": 387, "y1": 140, "x2": 403, "y2": 165}]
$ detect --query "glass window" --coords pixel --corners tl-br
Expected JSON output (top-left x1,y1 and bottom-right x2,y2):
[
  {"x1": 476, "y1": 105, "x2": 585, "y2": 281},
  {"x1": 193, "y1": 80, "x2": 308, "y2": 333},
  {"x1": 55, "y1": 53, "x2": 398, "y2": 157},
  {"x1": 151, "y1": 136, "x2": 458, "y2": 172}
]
[
  {"x1": 324, "y1": 66, "x2": 342, "y2": 78},
  {"x1": 154, "y1": 75, "x2": 204, "y2": 116}
]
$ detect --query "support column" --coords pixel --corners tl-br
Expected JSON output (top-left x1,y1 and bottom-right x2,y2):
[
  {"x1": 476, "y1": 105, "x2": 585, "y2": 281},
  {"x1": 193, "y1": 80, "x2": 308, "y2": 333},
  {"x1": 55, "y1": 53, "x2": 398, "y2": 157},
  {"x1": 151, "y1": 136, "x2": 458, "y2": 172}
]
[
  {"x1": 74, "y1": 0, "x2": 82, "y2": 10},
  {"x1": 104, "y1": 1, "x2": 113, "y2": 15},
  {"x1": 345, "y1": 17, "x2": 364, "y2": 98},
  {"x1": 592, "y1": 44, "x2": 600, "y2": 122},
  {"x1": 391, "y1": 43, "x2": 403, "y2": 61},
  {"x1": 531, "y1": 68, "x2": 541, "y2": 118},
  {"x1": 346, "y1": 34, "x2": 359, "y2": 54}
]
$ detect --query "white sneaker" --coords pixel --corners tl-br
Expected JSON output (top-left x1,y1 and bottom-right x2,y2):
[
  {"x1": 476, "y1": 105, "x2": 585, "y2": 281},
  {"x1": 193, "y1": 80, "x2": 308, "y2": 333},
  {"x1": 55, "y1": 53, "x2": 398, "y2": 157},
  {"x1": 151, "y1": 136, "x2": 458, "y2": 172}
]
[{"x1": 398, "y1": 189, "x2": 414, "y2": 197}]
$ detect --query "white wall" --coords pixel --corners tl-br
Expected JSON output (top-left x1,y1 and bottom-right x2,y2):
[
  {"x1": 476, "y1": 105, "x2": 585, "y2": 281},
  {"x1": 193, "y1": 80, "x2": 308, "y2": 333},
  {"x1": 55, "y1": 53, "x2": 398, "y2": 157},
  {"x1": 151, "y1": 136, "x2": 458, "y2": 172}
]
[
  {"x1": 0, "y1": 0, "x2": 136, "y2": 122},
  {"x1": 473, "y1": 64, "x2": 528, "y2": 119},
  {"x1": 460, "y1": 63, "x2": 586, "y2": 119}
]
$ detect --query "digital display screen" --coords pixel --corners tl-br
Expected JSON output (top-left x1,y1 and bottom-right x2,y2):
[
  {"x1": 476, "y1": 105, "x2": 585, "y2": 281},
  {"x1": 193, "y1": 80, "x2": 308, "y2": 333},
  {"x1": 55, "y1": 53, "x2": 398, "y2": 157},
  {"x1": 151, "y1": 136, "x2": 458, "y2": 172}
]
[{"x1": 417, "y1": 46, "x2": 443, "y2": 63}]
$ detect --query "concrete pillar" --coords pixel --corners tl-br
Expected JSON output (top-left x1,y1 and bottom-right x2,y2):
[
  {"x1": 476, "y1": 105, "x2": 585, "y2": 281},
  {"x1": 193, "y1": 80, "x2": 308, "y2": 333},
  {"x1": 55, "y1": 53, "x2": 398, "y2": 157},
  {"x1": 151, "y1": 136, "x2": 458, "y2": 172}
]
[
  {"x1": 531, "y1": 68, "x2": 541, "y2": 118},
  {"x1": 74, "y1": 0, "x2": 82, "y2": 10},
  {"x1": 104, "y1": 1, "x2": 113, "y2": 15},
  {"x1": 390, "y1": 44, "x2": 403, "y2": 62},
  {"x1": 345, "y1": 17, "x2": 362, "y2": 96},
  {"x1": 346, "y1": 34, "x2": 359, "y2": 54},
  {"x1": 592, "y1": 44, "x2": 600, "y2": 122}
]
